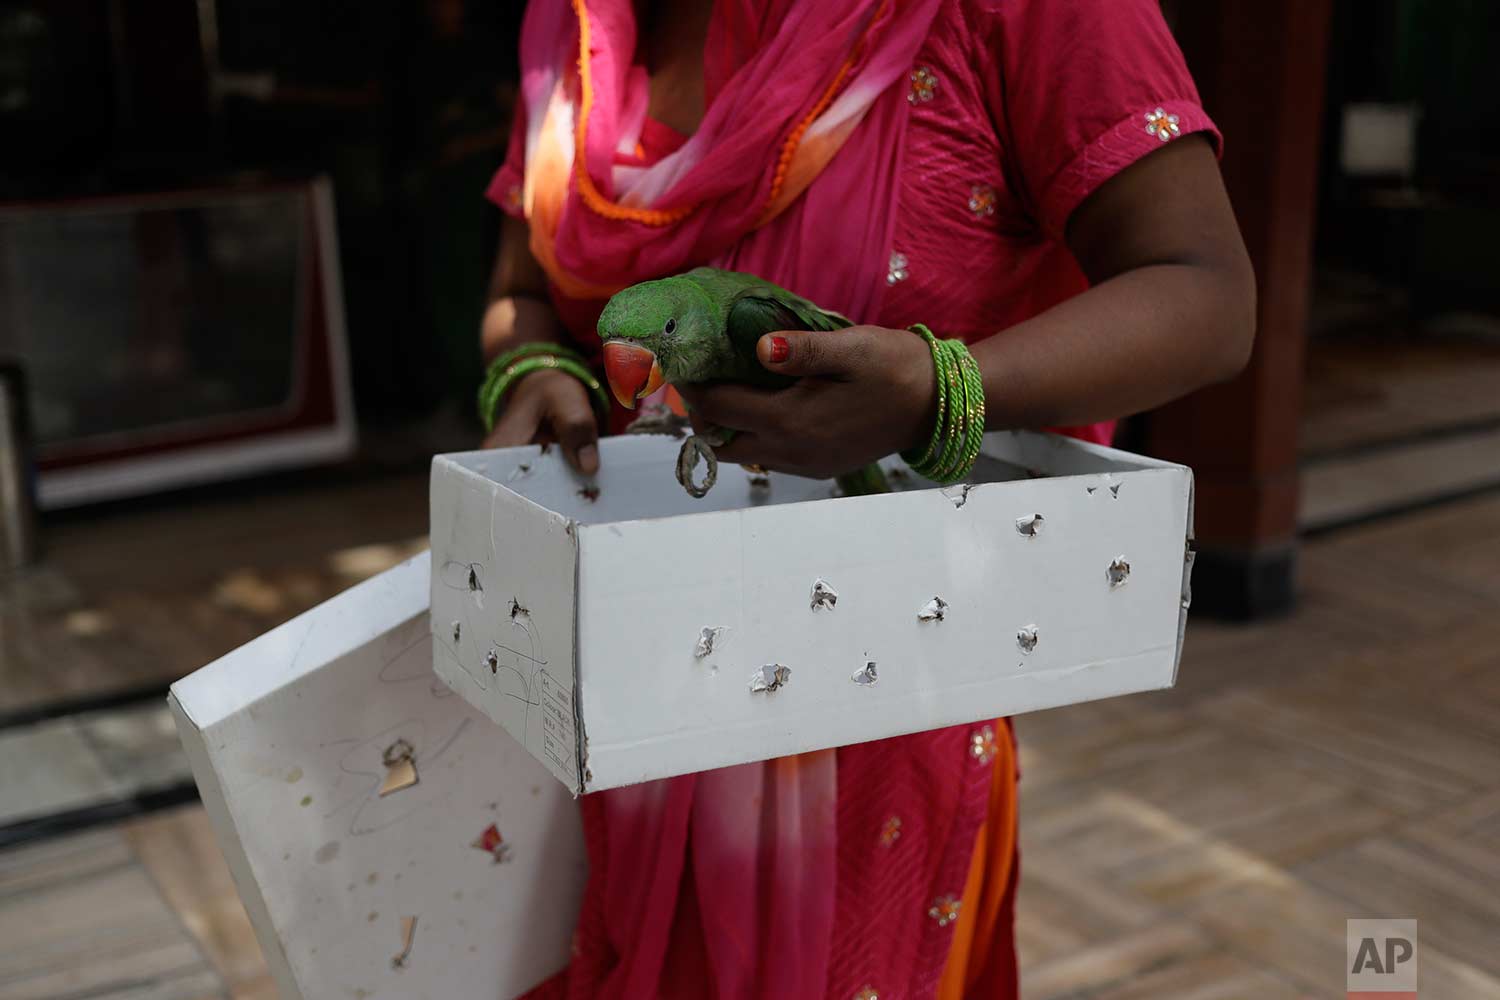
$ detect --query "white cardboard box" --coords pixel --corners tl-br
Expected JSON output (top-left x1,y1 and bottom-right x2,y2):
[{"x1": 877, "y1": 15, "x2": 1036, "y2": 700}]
[
  {"x1": 431, "y1": 430, "x2": 1194, "y2": 795},
  {"x1": 170, "y1": 555, "x2": 586, "y2": 1000}
]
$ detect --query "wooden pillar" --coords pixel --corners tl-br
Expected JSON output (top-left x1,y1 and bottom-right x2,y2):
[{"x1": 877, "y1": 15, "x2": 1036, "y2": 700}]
[{"x1": 1146, "y1": 0, "x2": 1335, "y2": 619}]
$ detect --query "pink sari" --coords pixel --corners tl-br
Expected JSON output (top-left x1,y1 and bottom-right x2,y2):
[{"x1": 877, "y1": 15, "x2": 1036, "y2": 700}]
[{"x1": 511, "y1": 2, "x2": 1017, "y2": 996}]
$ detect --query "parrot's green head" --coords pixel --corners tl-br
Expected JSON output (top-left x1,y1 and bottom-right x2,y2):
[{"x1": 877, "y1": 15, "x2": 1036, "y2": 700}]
[{"x1": 598, "y1": 276, "x2": 715, "y2": 409}]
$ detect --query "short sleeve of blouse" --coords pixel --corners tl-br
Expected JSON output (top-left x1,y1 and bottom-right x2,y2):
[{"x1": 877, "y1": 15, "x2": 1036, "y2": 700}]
[
  {"x1": 485, "y1": 101, "x2": 529, "y2": 218},
  {"x1": 986, "y1": 0, "x2": 1221, "y2": 239}
]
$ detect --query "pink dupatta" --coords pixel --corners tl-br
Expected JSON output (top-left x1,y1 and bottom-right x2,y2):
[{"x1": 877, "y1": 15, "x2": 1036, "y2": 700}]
[{"x1": 516, "y1": 0, "x2": 940, "y2": 320}]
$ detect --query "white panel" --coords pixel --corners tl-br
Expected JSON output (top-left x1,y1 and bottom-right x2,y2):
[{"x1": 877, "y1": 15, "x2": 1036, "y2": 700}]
[
  {"x1": 435, "y1": 432, "x2": 1194, "y2": 794},
  {"x1": 171, "y1": 556, "x2": 585, "y2": 1000},
  {"x1": 430, "y1": 456, "x2": 582, "y2": 792},
  {"x1": 576, "y1": 466, "x2": 1190, "y2": 790}
]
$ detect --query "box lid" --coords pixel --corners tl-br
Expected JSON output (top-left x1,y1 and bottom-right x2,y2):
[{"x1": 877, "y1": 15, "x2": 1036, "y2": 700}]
[{"x1": 171, "y1": 556, "x2": 586, "y2": 999}]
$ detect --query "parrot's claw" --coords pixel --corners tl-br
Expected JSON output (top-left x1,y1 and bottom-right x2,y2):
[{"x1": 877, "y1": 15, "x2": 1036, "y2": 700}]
[{"x1": 676, "y1": 436, "x2": 719, "y2": 498}]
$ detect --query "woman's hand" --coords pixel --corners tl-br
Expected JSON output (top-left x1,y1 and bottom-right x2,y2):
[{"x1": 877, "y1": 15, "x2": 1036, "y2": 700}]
[
  {"x1": 676, "y1": 326, "x2": 936, "y2": 479},
  {"x1": 479, "y1": 214, "x2": 601, "y2": 476},
  {"x1": 484, "y1": 369, "x2": 601, "y2": 475}
]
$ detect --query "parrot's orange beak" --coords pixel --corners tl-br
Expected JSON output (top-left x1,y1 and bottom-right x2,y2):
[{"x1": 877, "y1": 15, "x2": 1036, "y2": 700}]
[{"x1": 602, "y1": 340, "x2": 665, "y2": 410}]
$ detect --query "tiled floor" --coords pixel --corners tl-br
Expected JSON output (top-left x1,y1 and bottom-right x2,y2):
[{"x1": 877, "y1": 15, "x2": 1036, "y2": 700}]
[
  {"x1": 1300, "y1": 423, "x2": 1500, "y2": 530},
  {"x1": 1011, "y1": 492, "x2": 1500, "y2": 998},
  {"x1": 0, "y1": 704, "x2": 190, "y2": 829},
  {"x1": 0, "y1": 472, "x2": 429, "y2": 718},
  {"x1": 1301, "y1": 322, "x2": 1500, "y2": 458},
  {"x1": 2, "y1": 485, "x2": 1498, "y2": 997},
  {"x1": 0, "y1": 810, "x2": 274, "y2": 999},
  {"x1": 0, "y1": 473, "x2": 430, "y2": 842},
  {"x1": 1299, "y1": 314, "x2": 1500, "y2": 529}
]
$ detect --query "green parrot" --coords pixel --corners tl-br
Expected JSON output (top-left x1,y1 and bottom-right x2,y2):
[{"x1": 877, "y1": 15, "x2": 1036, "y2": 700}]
[{"x1": 597, "y1": 266, "x2": 890, "y2": 498}]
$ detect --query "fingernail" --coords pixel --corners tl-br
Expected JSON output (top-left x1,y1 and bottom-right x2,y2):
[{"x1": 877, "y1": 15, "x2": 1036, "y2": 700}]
[
  {"x1": 579, "y1": 444, "x2": 599, "y2": 472},
  {"x1": 768, "y1": 336, "x2": 790, "y2": 364}
]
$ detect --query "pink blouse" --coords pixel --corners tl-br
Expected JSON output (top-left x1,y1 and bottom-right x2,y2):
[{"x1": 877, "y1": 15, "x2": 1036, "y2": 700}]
[{"x1": 490, "y1": 0, "x2": 1219, "y2": 447}]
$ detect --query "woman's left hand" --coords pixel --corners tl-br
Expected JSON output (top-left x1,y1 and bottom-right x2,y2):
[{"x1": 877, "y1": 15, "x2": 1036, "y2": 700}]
[{"x1": 675, "y1": 326, "x2": 938, "y2": 479}]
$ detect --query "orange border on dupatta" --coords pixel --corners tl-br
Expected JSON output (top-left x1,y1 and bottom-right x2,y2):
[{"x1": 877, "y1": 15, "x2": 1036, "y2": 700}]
[{"x1": 568, "y1": 0, "x2": 889, "y2": 228}]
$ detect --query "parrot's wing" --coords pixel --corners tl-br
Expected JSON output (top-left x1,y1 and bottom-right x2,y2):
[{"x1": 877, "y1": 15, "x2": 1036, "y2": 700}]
[
  {"x1": 689, "y1": 267, "x2": 854, "y2": 333},
  {"x1": 727, "y1": 293, "x2": 849, "y2": 344},
  {"x1": 725, "y1": 296, "x2": 796, "y2": 364}
]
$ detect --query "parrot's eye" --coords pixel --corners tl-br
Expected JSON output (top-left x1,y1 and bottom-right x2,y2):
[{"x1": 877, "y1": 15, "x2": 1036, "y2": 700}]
[{"x1": 664, "y1": 318, "x2": 676, "y2": 335}]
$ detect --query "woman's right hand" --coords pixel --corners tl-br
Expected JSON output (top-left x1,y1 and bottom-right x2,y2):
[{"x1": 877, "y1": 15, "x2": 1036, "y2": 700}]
[
  {"x1": 484, "y1": 368, "x2": 601, "y2": 476},
  {"x1": 480, "y1": 215, "x2": 600, "y2": 475}
]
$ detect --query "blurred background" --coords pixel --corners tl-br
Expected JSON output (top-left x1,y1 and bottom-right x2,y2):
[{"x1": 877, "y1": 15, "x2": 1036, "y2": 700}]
[{"x1": 0, "y1": 1, "x2": 1497, "y2": 998}]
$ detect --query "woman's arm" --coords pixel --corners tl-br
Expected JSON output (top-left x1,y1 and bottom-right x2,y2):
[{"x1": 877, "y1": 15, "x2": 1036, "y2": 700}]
[
  {"x1": 481, "y1": 214, "x2": 602, "y2": 474},
  {"x1": 972, "y1": 135, "x2": 1254, "y2": 429},
  {"x1": 480, "y1": 215, "x2": 568, "y2": 362},
  {"x1": 678, "y1": 137, "x2": 1255, "y2": 478}
]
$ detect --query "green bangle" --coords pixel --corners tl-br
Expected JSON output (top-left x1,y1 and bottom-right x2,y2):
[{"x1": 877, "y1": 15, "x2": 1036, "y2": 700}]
[
  {"x1": 902, "y1": 325, "x2": 948, "y2": 469},
  {"x1": 930, "y1": 341, "x2": 970, "y2": 480},
  {"x1": 929, "y1": 342, "x2": 985, "y2": 482},
  {"x1": 479, "y1": 342, "x2": 581, "y2": 426},
  {"x1": 477, "y1": 347, "x2": 611, "y2": 435},
  {"x1": 480, "y1": 355, "x2": 610, "y2": 434},
  {"x1": 900, "y1": 324, "x2": 987, "y2": 485},
  {"x1": 492, "y1": 341, "x2": 581, "y2": 368}
]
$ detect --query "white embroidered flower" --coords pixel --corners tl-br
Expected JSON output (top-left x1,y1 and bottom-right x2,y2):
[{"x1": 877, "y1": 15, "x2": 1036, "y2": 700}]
[
  {"x1": 928, "y1": 894, "x2": 962, "y2": 927},
  {"x1": 968, "y1": 184, "x2": 997, "y2": 219},
  {"x1": 908, "y1": 66, "x2": 938, "y2": 104},
  {"x1": 1145, "y1": 107, "x2": 1181, "y2": 143},
  {"x1": 887, "y1": 251, "x2": 909, "y2": 286},
  {"x1": 969, "y1": 724, "x2": 998, "y2": 764}
]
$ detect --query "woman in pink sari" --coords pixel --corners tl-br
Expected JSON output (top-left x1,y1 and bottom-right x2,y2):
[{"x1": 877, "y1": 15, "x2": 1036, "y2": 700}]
[{"x1": 479, "y1": 1, "x2": 1253, "y2": 996}]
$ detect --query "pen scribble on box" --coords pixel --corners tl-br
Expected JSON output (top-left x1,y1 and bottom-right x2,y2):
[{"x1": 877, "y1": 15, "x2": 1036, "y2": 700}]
[
  {"x1": 378, "y1": 633, "x2": 453, "y2": 698},
  {"x1": 320, "y1": 663, "x2": 473, "y2": 836},
  {"x1": 437, "y1": 559, "x2": 485, "y2": 608}
]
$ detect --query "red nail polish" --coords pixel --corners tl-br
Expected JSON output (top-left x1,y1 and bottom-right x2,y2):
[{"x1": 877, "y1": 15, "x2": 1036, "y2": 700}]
[{"x1": 768, "y1": 336, "x2": 790, "y2": 363}]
